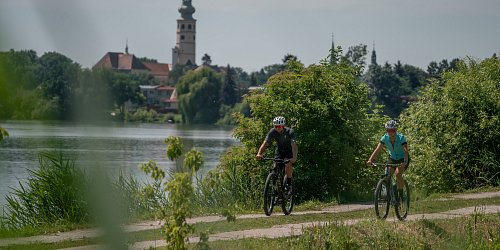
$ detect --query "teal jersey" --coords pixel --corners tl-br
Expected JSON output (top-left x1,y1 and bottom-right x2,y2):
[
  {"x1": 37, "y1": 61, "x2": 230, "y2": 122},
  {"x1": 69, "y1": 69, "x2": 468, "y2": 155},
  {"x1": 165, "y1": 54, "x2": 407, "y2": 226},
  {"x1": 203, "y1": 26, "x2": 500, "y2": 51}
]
[{"x1": 380, "y1": 133, "x2": 407, "y2": 160}]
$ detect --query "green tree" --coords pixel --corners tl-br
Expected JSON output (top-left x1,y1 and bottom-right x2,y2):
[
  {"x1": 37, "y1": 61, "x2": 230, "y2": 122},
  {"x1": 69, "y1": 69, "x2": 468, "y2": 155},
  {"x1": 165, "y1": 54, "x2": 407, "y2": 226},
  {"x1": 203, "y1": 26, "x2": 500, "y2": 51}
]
[
  {"x1": 201, "y1": 54, "x2": 212, "y2": 65},
  {"x1": 279, "y1": 54, "x2": 299, "y2": 71},
  {"x1": 40, "y1": 62, "x2": 79, "y2": 119},
  {"x1": 111, "y1": 72, "x2": 142, "y2": 115},
  {"x1": 340, "y1": 44, "x2": 368, "y2": 68},
  {"x1": 176, "y1": 67, "x2": 223, "y2": 124},
  {"x1": 220, "y1": 64, "x2": 237, "y2": 106},
  {"x1": 400, "y1": 56, "x2": 500, "y2": 193},
  {"x1": 364, "y1": 62, "x2": 403, "y2": 117}
]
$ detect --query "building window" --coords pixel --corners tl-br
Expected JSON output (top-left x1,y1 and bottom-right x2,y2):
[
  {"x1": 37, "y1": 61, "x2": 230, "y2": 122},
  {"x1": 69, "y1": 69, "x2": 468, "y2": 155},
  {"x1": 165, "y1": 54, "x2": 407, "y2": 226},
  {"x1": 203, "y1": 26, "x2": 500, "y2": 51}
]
[
  {"x1": 193, "y1": 36, "x2": 195, "y2": 40},
  {"x1": 143, "y1": 91, "x2": 147, "y2": 96},
  {"x1": 177, "y1": 24, "x2": 179, "y2": 29},
  {"x1": 181, "y1": 35, "x2": 185, "y2": 40},
  {"x1": 165, "y1": 102, "x2": 171, "y2": 107},
  {"x1": 158, "y1": 91, "x2": 162, "y2": 95},
  {"x1": 188, "y1": 24, "x2": 191, "y2": 29},
  {"x1": 181, "y1": 24, "x2": 185, "y2": 29},
  {"x1": 150, "y1": 91, "x2": 154, "y2": 95},
  {"x1": 194, "y1": 25, "x2": 195, "y2": 30}
]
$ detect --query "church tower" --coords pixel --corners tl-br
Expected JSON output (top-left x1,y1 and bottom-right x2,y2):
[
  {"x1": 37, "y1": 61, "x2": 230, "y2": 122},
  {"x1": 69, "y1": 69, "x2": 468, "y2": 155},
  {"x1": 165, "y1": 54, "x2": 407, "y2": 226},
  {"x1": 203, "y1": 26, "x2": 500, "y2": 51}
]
[
  {"x1": 371, "y1": 41, "x2": 378, "y2": 66},
  {"x1": 172, "y1": 0, "x2": 196, "y2": 69}
]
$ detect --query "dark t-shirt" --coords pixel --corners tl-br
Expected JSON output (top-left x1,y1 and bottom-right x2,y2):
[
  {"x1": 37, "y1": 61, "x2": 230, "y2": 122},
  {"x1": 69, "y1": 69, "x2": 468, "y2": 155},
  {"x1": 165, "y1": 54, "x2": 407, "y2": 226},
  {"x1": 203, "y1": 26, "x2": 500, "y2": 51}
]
[{"x1": 265, "y1": 127, "x2": 296, "y2": 152}]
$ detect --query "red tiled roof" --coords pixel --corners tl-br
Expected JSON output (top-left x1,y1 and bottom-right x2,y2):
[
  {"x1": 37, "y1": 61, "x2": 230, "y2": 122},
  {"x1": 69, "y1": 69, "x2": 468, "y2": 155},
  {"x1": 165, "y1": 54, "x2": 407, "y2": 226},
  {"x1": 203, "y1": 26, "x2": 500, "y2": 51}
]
[
  {"x1": 93, "y1": 52, "x2": 148, "y2": 71},
  {"x1": 143, "y1": 62, "x2": 171, "y2": 76}
]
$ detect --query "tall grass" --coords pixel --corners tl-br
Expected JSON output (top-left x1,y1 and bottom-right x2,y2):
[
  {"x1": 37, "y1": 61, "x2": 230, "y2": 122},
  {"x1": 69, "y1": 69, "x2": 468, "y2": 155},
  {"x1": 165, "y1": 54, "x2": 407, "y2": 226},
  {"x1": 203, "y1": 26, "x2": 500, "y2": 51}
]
[
  {"x1": 0, "y1": 150, "x2": 159, "y2": 234},
  {"x1": 2, "y1": 150, "x2": 90, "y2": 230}
]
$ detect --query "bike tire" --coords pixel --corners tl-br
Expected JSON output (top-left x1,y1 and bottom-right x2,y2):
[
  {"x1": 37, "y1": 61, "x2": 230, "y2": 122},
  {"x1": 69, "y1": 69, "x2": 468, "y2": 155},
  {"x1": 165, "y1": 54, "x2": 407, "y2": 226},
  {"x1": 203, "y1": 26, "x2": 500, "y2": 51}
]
[
  {"x1": 281, "y1": 176, "x2": 294, "y2": 215},
  {"x1": 395, "y1": 179, "x2": 410, "y2": 220},
  {"x1": 375, "y1": 178, "x2": 390, "y2": 219},
  {"x1": 263, "y1": 173, "x2": 277, "y2": 216}
]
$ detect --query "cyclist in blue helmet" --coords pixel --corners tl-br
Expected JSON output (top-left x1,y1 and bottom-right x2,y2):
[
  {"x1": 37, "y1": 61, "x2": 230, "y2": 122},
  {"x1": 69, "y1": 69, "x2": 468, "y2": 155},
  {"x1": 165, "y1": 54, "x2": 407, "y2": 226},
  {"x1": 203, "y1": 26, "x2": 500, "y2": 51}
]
[
  {"x1": 366, "y1": 120, "x2": 410, "y2": 201},
  {"x1": 256, "y1": 116, "x2": 297, "y2": 191}
]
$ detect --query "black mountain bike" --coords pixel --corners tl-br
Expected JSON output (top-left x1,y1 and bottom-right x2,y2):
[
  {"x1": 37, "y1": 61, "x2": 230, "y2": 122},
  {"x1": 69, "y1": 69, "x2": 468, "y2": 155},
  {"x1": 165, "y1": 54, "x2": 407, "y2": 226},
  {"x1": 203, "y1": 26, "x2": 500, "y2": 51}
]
[
  {"x1": 260, "y1": 158, "x2": 295, "y2": 216},
  {"x1": 372, "y1": 163, "x2": 410, "y2": 220}
]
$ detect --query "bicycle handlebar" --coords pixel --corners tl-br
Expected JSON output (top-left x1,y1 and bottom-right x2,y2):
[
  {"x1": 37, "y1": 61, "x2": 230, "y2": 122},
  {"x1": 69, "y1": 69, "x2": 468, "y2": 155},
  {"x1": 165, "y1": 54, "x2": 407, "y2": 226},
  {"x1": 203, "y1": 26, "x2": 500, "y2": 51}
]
[
  {"x1": 259, "y1": 158, "x2": 291, "y2": 164},
  {"x1": 371, "y1": 163, "x2": 402, "y2": 167}
]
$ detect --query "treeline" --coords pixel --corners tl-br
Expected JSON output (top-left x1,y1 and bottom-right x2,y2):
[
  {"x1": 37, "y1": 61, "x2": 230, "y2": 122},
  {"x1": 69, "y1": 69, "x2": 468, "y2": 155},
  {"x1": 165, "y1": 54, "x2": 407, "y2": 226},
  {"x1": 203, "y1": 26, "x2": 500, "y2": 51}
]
[
  {"x1": 363, "y1": 58, "x2": 459, "y2": 117},
  {"x1": 0, "y1": 49, "x2": 154, "y2": 121}
]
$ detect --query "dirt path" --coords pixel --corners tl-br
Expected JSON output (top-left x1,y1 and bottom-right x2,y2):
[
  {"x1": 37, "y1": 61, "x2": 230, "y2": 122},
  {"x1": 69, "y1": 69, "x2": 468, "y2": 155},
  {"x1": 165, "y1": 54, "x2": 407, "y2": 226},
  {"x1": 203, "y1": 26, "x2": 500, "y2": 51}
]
[{"x1": 1, "y1": 191, "x2": 499, "y2": 249}]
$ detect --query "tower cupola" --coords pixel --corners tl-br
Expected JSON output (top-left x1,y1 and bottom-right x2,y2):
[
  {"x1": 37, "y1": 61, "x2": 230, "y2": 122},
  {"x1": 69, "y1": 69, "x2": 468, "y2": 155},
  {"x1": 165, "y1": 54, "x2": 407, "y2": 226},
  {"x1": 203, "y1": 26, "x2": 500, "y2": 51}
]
[{"x1": 179, "y1": 0, "x2": 195, "y2": 20}]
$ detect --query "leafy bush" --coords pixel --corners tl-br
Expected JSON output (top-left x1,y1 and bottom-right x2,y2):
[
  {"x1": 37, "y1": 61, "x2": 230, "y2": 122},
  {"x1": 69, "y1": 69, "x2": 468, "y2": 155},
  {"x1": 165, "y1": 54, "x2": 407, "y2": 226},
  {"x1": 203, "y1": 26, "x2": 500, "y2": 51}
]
[
  {"x1": 30, "y1": 97, "x2": 62, "y2": 120},
  {"x1": 400, "y1": 56, "x2": 500, "y2": 193}
]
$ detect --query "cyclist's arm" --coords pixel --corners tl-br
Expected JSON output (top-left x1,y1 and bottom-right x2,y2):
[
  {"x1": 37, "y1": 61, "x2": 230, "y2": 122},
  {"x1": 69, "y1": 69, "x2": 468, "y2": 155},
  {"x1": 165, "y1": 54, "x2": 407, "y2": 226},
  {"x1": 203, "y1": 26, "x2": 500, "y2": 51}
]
[
  {"x1": 256, "y1": 141, "x2": 269, "y2": 160},
  {"x1": 401, "y1": 143, "x2": 409, "y2": 167},
  {"x1": 367, "y1": 142, "x2": 384, "y2": 166},
  {"x1": 290, "y1": 142, "x2": 297, "y2": 163}
]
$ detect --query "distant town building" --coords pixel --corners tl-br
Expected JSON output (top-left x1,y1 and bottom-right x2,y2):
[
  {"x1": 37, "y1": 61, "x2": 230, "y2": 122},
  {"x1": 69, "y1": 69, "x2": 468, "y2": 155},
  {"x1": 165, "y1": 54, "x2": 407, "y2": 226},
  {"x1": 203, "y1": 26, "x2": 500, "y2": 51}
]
[{"x1": 172, "y1": 0, "x2": 197, "y2": 69}]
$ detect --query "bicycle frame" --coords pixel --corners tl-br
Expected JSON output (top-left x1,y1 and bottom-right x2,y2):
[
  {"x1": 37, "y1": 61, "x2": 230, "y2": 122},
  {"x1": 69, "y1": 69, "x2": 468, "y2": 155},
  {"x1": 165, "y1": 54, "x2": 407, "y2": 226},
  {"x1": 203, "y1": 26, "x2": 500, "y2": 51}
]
[
  {"x1": 263, "y1": 158, "x2": 289, "y2": 201},
  {"x1": 374, "y1": 163, "x2": 402, "y2": 206}
]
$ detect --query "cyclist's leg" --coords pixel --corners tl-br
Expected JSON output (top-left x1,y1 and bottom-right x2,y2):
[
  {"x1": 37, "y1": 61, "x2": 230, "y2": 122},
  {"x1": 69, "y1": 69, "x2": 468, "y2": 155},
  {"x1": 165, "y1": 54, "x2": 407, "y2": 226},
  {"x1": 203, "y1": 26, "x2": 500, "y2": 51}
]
[{"x1": 283, "y1": 151, "x2": 294, "y2": 179}]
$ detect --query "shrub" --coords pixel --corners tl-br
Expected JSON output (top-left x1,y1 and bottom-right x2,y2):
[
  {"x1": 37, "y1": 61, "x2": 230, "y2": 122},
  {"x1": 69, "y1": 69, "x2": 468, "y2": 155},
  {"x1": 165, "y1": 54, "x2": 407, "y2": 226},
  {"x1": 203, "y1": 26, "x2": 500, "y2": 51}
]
[{"x1": 400, "y1": 56, "x2": 500, "y2": 192}]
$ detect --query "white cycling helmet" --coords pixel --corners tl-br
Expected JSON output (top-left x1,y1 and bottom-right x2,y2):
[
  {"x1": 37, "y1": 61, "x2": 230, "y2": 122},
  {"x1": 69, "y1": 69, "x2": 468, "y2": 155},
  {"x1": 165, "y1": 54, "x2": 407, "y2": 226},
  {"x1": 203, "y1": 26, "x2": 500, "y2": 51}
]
[
  {"x1": 273, "y1": 116, "x2": 286, "y2": 126},
  {"x1": 384, "y1": 120, "x2": 398, "y2": 129}
]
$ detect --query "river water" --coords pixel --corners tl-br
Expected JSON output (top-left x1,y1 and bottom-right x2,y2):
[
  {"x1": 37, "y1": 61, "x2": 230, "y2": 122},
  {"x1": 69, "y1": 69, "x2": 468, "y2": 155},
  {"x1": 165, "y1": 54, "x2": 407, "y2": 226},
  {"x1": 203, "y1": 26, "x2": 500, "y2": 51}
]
[{"x1": 0, "y1": 120, "x2": 238, "y2": 209}]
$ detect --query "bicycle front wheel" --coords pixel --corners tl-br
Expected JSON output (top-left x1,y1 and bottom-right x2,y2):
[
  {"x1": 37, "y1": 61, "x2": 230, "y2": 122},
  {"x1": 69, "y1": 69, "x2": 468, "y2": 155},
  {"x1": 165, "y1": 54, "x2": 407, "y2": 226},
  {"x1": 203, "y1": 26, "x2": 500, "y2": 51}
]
[
  {"x1": 281, "y1": 176, "x2": 294, "y2": 215},
  {"x1": 263, "y1": 173, "x2": 277, "y2": 216},
  {"x1": 395, "y1": 179, "x2": 410, "y2": 220},
  {"x1": 375, "y1": 178, "x2": 390, "y2": 219}
]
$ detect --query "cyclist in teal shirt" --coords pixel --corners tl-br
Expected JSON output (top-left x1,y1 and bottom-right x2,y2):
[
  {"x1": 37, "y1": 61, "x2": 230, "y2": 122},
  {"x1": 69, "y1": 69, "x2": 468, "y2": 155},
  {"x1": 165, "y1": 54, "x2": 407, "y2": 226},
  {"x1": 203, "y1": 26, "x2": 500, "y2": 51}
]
[{"x1": 366, "y1": 120, "x2": 410, "y2": 200}]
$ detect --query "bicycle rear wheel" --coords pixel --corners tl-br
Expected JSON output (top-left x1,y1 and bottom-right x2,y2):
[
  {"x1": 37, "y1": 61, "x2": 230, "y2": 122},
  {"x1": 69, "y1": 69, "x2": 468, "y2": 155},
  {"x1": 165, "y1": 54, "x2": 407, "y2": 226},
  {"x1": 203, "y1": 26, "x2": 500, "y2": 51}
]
[
  {"x1": 375, "y1": 178, "x2": 390, "y2": 219},
  {"x1": 395, "y1": 179, "x2": 410, "y2": 220},
  {"x1": 263, "y1": 173, "x2": 277, "y2": 216},
  {"x1": 281, "y1": 176, "x2": 294, "y2": 215}
]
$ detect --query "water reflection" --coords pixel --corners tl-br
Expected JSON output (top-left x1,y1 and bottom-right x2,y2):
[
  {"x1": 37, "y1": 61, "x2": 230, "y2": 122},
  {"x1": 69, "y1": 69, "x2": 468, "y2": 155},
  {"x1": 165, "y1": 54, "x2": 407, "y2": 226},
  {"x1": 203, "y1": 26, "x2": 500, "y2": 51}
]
[{"x1": 0, "y1": 120, "x2": 238, "y2": 208}]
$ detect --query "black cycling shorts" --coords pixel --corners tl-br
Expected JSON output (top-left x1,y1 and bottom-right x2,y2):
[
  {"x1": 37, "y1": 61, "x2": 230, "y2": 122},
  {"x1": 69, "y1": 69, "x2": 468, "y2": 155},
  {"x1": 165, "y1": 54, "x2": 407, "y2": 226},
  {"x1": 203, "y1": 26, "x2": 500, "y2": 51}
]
[
  {"x1": 275, "y1": 149, "x2": 293, "y2": 161},
  {"x1": 386, "y1": 155, "x2": 410, "y2": 170}
]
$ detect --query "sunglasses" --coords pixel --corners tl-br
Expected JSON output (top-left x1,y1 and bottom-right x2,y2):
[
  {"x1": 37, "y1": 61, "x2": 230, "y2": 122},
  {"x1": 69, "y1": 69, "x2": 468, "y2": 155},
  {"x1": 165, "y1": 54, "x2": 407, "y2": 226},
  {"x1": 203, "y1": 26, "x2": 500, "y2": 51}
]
[
  {"x1": 387, "y1": 129, "x2": 396, "y2": 133},
  {"x1": 275, "y1": 125, "x2": 283, "y2": 129}
]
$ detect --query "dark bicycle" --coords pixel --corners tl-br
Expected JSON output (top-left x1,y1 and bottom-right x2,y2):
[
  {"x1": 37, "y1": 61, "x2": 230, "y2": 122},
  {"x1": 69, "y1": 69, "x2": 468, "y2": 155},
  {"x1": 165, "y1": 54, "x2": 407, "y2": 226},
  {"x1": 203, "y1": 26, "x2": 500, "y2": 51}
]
[
  {"x1": 372, "y1": 163, "x2": 410, "y2": 220},
  {"x1": 260, "y1": 158, "x2": 295, "y2": 216}
]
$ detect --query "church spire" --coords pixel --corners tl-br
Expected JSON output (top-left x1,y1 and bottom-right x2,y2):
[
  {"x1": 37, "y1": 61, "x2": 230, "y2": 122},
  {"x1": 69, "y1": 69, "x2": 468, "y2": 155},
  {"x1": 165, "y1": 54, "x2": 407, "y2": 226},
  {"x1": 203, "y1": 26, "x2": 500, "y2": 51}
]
[
  {"x1": 125, "y1": 38, "x2": 129, "y2": 54},
  {"x1": 371, "y1": 41, "x2": 377, "y2": 66},
  {"x1": 330, "y1": 33, "x2": 336, "y2": 65}
]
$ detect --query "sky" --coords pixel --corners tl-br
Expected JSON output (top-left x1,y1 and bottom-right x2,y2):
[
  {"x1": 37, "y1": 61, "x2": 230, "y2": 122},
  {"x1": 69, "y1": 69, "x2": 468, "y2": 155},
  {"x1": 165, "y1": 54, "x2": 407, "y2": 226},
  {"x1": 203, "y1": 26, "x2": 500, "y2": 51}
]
[{"x1": 0, "y1": 0, "x2": 499, "y2": 74}]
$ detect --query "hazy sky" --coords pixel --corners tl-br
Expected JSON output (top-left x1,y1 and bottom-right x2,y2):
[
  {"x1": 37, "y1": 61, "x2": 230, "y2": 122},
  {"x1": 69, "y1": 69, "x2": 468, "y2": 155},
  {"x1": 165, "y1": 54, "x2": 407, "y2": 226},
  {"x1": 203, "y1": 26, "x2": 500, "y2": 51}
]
[{"x1": 1, "y1": 0, "x2": 499, "y2": 73}]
